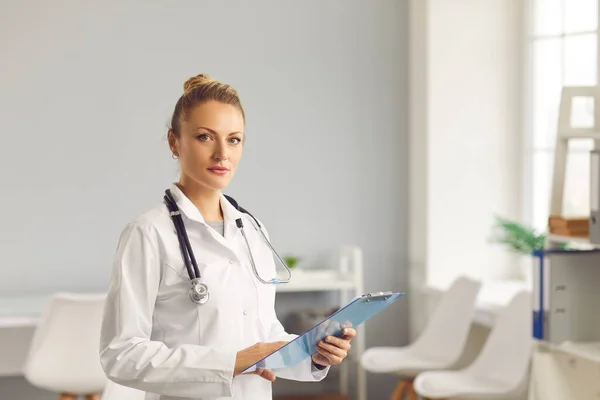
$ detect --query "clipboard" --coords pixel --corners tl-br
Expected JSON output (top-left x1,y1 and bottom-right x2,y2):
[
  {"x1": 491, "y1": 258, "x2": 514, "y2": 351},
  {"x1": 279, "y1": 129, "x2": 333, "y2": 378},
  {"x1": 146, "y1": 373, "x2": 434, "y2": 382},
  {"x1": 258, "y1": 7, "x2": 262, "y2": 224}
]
[{"x1": 243, "y1": 291, "x2": 404, "y2": 373}]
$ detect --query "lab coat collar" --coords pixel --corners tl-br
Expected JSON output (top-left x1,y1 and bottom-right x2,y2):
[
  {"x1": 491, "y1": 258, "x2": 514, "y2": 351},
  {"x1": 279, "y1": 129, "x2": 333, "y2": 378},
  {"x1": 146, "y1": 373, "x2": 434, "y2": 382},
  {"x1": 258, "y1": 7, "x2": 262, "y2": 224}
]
[{"x1": 167, "y1": 184, "x2": 244, "y2": 227}]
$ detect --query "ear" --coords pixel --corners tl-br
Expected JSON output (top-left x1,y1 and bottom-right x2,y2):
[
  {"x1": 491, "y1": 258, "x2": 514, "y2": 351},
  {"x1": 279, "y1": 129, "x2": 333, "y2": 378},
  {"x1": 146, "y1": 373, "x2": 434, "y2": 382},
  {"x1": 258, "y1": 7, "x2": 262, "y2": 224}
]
[{"x1": 167, "y1": 129, "x2": 179, "y2": 156}]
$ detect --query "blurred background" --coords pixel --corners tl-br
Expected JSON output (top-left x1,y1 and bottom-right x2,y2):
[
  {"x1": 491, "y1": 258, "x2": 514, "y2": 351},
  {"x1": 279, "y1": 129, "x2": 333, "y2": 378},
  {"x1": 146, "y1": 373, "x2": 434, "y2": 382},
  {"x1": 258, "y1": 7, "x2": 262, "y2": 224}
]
[{"x1": 2, "y1": 0, "x2": 600, "y2": 399}]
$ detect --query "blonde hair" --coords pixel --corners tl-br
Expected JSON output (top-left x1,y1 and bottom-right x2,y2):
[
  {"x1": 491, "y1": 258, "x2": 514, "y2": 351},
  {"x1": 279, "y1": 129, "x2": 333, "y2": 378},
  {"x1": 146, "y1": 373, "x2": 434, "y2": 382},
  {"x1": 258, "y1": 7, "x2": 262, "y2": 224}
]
[{"x1": 170, "y1": 73, "x2": 245, "y2": 135}]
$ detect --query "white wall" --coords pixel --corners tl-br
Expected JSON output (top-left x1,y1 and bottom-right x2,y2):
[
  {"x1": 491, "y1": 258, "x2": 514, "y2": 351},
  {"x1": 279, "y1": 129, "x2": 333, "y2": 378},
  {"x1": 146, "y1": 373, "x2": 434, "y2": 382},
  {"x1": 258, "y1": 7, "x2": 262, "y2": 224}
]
[
  {"x1": 427, "y1": 0, "x2": 524, "y2": 289},
  {"x1": 0, "y1": 1, "x2": 409, "y2": 399},
  {"x1": 408, "y1": 0, "x2": 524, "y2": 334}
]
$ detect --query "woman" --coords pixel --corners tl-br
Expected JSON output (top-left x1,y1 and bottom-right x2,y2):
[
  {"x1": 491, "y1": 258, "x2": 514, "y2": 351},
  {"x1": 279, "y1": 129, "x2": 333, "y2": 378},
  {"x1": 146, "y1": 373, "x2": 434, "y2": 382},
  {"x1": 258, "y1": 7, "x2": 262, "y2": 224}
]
[{"x1": 99, "y1": 74, "x2": 356, "y2": 400}]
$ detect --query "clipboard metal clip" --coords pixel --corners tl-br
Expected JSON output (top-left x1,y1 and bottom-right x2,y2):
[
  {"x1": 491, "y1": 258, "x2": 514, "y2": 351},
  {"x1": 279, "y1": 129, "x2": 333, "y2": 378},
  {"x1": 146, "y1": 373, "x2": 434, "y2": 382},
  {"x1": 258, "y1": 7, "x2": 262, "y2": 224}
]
[{"x1": 363, "y1": 291, "x2": 394, "y2": 302}]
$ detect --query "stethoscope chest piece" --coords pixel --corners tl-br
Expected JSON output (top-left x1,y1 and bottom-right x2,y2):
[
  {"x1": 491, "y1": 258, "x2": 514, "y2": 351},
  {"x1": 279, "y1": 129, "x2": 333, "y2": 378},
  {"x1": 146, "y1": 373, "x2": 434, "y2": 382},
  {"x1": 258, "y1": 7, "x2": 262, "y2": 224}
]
[{"x1": 189, "y1": 278, "x2": 210, "y2": 305}]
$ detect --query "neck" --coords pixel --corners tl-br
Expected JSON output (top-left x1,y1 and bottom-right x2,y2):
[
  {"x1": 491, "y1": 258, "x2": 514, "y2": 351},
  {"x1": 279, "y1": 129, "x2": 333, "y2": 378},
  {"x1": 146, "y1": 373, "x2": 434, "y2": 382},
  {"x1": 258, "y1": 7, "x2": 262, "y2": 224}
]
[{"x1": 175, "y1": 180, "x2": 223, "y2": 221}]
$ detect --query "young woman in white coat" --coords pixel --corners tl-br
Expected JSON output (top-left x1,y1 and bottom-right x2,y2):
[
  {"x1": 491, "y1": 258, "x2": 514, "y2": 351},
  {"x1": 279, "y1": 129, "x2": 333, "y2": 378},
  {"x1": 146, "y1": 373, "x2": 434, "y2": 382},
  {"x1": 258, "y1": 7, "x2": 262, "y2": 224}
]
[{"x1": 99, "y1": 74, "x2": 356, "y2": 400}]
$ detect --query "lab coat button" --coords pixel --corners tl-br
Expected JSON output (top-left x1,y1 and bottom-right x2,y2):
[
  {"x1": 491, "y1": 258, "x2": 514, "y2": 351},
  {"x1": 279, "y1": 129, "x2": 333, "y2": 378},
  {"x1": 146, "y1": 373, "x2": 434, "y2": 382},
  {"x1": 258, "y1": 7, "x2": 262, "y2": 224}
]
[
  {"x1": 229, "y1": 260, "x2": 234, "y2": 264},
  {"x1": 243, "y1": 309, "x2": 248, "y2": 315}
]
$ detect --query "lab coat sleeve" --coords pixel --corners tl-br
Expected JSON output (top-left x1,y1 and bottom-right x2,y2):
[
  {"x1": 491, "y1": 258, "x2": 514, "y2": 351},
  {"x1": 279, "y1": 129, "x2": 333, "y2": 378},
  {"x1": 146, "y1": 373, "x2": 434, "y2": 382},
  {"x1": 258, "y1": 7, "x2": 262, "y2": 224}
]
[
  {"x1": 99, "y1": 222, "x2": 237, "y2": 398},
  {"x1": 257, "y1": 220, "x2": 329, "y2": 382}
]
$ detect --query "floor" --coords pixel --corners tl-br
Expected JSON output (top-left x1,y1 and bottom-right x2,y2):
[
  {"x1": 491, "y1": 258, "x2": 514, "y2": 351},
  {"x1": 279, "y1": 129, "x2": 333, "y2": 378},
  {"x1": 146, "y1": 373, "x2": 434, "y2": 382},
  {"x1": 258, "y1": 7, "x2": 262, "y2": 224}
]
[
  {"x1": 0, "y1": 377, "x2": 56, "y2": 400},
  {"x1": 0, "y1": 376, "x2": 351, "y2": 400}
]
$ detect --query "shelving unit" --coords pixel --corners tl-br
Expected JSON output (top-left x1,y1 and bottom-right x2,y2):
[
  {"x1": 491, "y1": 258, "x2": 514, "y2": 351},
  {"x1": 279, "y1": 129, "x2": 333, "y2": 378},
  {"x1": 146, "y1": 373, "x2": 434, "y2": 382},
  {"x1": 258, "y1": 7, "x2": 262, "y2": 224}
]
[
  {"x1": 529, "y1": 86, "x2": 600, "y2": 399},
  {"x1": 275, "y1": 245, "x2": 366, "y2": 400},
  {"x1": 535, "y1": 85, "x2": 600, "y2": 342}
]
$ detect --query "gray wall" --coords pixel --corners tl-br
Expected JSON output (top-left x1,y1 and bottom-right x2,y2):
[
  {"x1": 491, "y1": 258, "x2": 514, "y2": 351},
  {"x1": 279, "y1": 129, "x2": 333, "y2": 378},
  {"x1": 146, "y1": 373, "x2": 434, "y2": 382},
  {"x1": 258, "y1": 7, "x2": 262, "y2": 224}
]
[{"x1": 0, "y1": 0, "x2": 409, "y2": 398}]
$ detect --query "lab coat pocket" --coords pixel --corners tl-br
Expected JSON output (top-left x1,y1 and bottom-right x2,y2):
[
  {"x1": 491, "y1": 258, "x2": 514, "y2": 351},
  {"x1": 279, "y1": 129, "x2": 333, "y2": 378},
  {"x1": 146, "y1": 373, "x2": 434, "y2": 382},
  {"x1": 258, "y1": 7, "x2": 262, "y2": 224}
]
[
  {"x1": 157, "y1": 259, "x2": 238, "y2": 346},
  {"x1": 256, "y1": 283, "x2": 277, "y2": 332}
]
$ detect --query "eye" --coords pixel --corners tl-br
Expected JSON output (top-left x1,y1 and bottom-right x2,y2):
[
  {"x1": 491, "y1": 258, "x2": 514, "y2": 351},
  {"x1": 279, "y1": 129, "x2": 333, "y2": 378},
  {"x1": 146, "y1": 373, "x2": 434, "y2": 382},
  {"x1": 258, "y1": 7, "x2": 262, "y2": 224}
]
[
  {"x1": 229, "y1": 137, "x2": 242, "y2": 144},
  {"x1": 197, "y1": 134, "x2": 210, "y2": 141}
]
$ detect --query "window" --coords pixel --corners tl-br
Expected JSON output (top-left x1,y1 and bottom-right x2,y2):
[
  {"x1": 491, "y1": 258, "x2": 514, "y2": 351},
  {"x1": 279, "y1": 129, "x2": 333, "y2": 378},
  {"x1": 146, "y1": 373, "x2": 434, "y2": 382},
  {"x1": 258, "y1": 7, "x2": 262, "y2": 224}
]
[{"x1": 526, "y1": 0, "x2": 598, "y2": 233}]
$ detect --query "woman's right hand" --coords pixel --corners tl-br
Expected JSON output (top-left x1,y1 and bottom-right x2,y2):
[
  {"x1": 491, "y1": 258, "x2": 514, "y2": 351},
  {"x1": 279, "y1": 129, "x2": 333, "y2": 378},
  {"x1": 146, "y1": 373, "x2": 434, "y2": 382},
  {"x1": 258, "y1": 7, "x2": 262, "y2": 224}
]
[{"x1": 234, "y1": 341, "x2": 288, "y2": 381}]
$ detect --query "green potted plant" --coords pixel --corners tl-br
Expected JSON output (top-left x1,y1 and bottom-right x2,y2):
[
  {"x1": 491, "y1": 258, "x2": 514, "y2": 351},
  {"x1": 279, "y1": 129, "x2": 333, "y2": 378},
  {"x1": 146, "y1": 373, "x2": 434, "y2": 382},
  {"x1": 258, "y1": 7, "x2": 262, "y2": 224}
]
[
  {"x1": 283, "y1": 255, "x2": 301, "y2": 269},
  {"x1": 489, "y1": 215, "x2": 546, "y2": 255},
  {"x1": 489, "y1": 215, "x2": 547, "y2": 286}
]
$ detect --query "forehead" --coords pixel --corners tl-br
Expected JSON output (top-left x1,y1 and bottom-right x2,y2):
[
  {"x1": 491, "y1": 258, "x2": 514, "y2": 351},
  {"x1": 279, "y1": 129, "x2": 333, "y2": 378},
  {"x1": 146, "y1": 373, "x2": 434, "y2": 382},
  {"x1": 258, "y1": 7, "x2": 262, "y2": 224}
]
[{"x1": 184, "y1": 100, "x2": 244, "y2": 132}]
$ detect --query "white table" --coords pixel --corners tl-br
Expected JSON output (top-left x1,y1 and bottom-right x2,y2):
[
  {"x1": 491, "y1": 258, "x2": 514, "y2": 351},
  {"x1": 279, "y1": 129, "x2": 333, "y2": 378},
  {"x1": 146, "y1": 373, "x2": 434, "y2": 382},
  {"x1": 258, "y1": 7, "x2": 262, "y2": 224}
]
[
  {"x1": 528, "y1": 340, "x2": 600, "y2": 399},
  {"x1": 0, "y1": 294, "x2": 50, "y2": 376}
]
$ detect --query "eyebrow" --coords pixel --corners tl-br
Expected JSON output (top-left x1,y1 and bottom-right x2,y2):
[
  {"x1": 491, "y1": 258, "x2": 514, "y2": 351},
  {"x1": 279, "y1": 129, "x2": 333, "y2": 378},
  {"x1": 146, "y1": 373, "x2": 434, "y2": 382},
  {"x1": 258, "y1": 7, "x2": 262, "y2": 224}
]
[{"x1": 194, "y1": 126, "x2": 243, "y2": 135}]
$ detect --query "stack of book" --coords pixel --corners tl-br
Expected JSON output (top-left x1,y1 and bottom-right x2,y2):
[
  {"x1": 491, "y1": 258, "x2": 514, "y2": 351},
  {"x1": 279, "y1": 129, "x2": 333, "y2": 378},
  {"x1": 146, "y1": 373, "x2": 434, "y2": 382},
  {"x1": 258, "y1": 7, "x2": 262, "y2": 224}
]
[{"x1": 548, "y1": 215, "x2": 590, "y2": 238}]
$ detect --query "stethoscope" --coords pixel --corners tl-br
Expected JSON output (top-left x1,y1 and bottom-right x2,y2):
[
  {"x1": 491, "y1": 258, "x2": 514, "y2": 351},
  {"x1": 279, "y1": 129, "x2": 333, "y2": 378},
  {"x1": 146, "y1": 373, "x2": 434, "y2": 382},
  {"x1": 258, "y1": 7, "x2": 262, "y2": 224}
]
[{"x1": 163, "y1": 189, "x2": 292, "y2": 305}]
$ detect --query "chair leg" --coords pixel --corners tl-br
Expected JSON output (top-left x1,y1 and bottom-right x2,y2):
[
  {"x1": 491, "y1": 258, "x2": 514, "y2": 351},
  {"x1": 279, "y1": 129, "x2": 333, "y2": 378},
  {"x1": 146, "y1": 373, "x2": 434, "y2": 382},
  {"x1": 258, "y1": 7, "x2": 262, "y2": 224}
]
[
  {"x1": 390, "y1": 378, "x2": 410, "y2": 400},
  {"x1": 58, "y1": 395, "x2": 77, "y2": 400},
  {"x1": 405, "y1": 382, "x2": 417, "y2": 400},
  {"x1": 84, "y1": 395, "x2": 100, "y2": 400}
]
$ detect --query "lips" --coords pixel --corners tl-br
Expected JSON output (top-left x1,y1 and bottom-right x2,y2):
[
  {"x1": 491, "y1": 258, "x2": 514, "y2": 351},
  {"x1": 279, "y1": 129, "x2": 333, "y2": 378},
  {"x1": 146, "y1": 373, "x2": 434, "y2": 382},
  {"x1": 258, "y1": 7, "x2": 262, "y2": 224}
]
[{"x1": 207, "y1": 166, "x2": 229, "y2": 175}]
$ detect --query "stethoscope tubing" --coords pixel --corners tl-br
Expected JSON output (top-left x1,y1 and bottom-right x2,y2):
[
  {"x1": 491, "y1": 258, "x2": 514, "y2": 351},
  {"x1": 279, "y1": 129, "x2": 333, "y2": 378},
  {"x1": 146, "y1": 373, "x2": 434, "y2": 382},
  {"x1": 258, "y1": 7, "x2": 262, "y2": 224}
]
[
  {"x1": 164, "y1": 189, "x2": 291, "y2": 288},
  {"x1": 164, "y1": 193, "x2": 200, "y2": 280}
]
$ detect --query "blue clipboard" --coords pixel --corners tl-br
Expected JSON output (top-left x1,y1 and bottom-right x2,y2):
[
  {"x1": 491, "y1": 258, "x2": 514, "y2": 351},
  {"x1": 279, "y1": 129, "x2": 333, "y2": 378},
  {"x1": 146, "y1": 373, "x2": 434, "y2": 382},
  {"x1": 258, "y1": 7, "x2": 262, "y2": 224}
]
[{"x1": 243, "y1": 291, "x2": 404, "y2": 373}]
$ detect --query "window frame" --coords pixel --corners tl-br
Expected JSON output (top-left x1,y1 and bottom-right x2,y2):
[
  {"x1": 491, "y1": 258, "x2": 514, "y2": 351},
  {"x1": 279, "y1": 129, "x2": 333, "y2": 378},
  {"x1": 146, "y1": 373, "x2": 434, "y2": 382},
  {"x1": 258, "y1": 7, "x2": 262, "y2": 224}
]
[{"x1": 523, "y1": 0, "x2": 600, "y2": 233}]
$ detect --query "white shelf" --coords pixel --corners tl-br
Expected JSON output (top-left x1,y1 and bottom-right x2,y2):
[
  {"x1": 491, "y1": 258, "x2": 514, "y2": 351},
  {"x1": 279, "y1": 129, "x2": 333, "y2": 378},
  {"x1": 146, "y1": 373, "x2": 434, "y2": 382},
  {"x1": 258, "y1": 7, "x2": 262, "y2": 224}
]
[
  {"x1": 538, "y1": 340, "x2": 600, "y2": 364},
  {"x1": 559, "y1": 341, "x2": 600, "y2": 363},
  {"x1": 547, "y1": 234, "x2": 593, "y2": 245},
  {"x1": 276, "y1": 269, "x2": 357, "y2": 292},
  {"x1": 546, "y1": 234, "x2": 600, "y2": 251},
  {"x1": 0, "y1": 295, "x2": 48, "y2": 327}
]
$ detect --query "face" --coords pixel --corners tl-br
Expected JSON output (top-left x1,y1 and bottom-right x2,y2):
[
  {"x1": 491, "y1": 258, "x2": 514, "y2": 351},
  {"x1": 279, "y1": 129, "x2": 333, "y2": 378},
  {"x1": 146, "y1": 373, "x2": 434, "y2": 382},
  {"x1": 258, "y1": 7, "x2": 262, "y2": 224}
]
[{"x1": 169, "y1": 100, "x2": 245, "y2": 192}]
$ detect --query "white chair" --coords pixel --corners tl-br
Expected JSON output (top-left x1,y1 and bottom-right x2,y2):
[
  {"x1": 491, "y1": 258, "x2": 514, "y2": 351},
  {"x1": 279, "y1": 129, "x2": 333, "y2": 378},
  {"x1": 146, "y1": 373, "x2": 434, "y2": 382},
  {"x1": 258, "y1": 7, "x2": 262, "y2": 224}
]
[
  {"x1": 101, "y1": 380, "x2": 145, "y2": 400},
  {"x1": 23, "y1": 292, "x2": 107, "y2": 400},
  {"x1": 414, "y1": 290, "x2": 533, "y2": 400},
  {"x1": 361, "y1": 276, "x2": 482, "y2": 400}
]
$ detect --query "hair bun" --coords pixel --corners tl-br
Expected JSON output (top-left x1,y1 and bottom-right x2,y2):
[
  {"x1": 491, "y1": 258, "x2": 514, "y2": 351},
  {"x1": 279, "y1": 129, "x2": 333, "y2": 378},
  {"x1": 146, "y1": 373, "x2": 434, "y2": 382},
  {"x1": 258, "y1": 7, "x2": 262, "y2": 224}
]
[{"x1": 183, "y1": 74, "x2": 216, "y2": 95}]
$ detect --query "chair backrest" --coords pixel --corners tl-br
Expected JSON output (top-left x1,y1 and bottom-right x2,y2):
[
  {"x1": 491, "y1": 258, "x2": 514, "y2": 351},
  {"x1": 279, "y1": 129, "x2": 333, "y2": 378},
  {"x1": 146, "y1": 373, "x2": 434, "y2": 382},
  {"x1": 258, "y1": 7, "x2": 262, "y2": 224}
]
[
  {"x1": 24, "y1": 292, "x2": 107, "y2": 393},
  {"x1": 411, "y1": 276, "x2": 482, "y2": 365},
  {"x1": 466, "y1": 290, "x2": 533, "y2": 389}
]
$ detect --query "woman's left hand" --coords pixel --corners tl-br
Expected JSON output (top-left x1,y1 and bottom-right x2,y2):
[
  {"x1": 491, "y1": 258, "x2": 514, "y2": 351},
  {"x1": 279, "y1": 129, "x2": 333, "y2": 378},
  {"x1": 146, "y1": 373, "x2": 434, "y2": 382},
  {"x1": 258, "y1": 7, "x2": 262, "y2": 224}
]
[{"x1": 311, "y1": 328, "x2": 356, "y2": 367}]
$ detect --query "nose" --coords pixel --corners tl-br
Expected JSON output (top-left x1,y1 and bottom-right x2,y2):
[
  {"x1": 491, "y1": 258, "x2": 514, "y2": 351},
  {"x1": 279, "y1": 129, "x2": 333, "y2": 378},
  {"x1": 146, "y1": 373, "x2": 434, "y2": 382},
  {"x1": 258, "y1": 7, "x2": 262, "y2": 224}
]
[{"x1": 213, "y1": 139, "x2": 229, "y2": 161}]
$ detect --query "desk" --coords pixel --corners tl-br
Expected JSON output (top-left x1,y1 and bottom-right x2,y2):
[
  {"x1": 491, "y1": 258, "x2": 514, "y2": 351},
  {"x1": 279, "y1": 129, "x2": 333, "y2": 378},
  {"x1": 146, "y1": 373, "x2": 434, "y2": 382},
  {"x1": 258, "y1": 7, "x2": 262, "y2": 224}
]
[
  {"x1": 528, "y1": 341, "x2": 600, "y2": 399},
  {"x1": 0, "y1": 295, "x2": 48, "y2": 376}
]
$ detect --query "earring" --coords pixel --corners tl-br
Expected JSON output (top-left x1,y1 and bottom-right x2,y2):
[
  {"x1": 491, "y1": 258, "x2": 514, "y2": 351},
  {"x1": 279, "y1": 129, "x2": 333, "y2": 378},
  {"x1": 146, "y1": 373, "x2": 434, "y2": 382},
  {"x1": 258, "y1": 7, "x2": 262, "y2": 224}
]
[{"x1": 172, "y1": 153, "x2": 178, "y2": 160}]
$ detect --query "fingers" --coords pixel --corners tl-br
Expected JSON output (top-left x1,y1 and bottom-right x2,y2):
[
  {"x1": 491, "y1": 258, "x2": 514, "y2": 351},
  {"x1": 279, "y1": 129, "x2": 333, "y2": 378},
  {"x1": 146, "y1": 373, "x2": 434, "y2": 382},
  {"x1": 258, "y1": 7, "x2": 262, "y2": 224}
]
[
  {"x1": 341, "y1": 328, "x2": 357, "y2": 340},
  {"x1": 253, "y1": 368, "x2": 276, "y2": 382},
  {"x1": 322, "y1": 335, "x2": 352, "y2": 351},
  {"x1": 318, "y1": 340, "x2": 348, "y2": 359},
  {"x1": 315, "y1": 344, "x2": 344, "y2": 365}
]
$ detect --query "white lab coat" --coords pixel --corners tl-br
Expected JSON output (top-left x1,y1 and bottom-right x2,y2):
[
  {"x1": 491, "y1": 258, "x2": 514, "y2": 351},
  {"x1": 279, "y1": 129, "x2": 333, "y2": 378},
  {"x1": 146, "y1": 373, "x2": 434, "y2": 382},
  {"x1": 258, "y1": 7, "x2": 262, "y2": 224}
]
[{"x1": 99, "y1": 184, "x2": 329, "y2": 400}]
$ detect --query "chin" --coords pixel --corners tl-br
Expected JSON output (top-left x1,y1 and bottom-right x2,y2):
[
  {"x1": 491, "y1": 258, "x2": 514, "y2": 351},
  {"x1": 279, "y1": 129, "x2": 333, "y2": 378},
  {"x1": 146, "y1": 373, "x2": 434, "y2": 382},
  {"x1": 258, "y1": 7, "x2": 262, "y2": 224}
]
[
  {"x1": 205, "y1": 178, "x2": 232, "y2": 191},
  {"x1": 192, "y1": 171, "x2": 234, "y2": 191}
]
